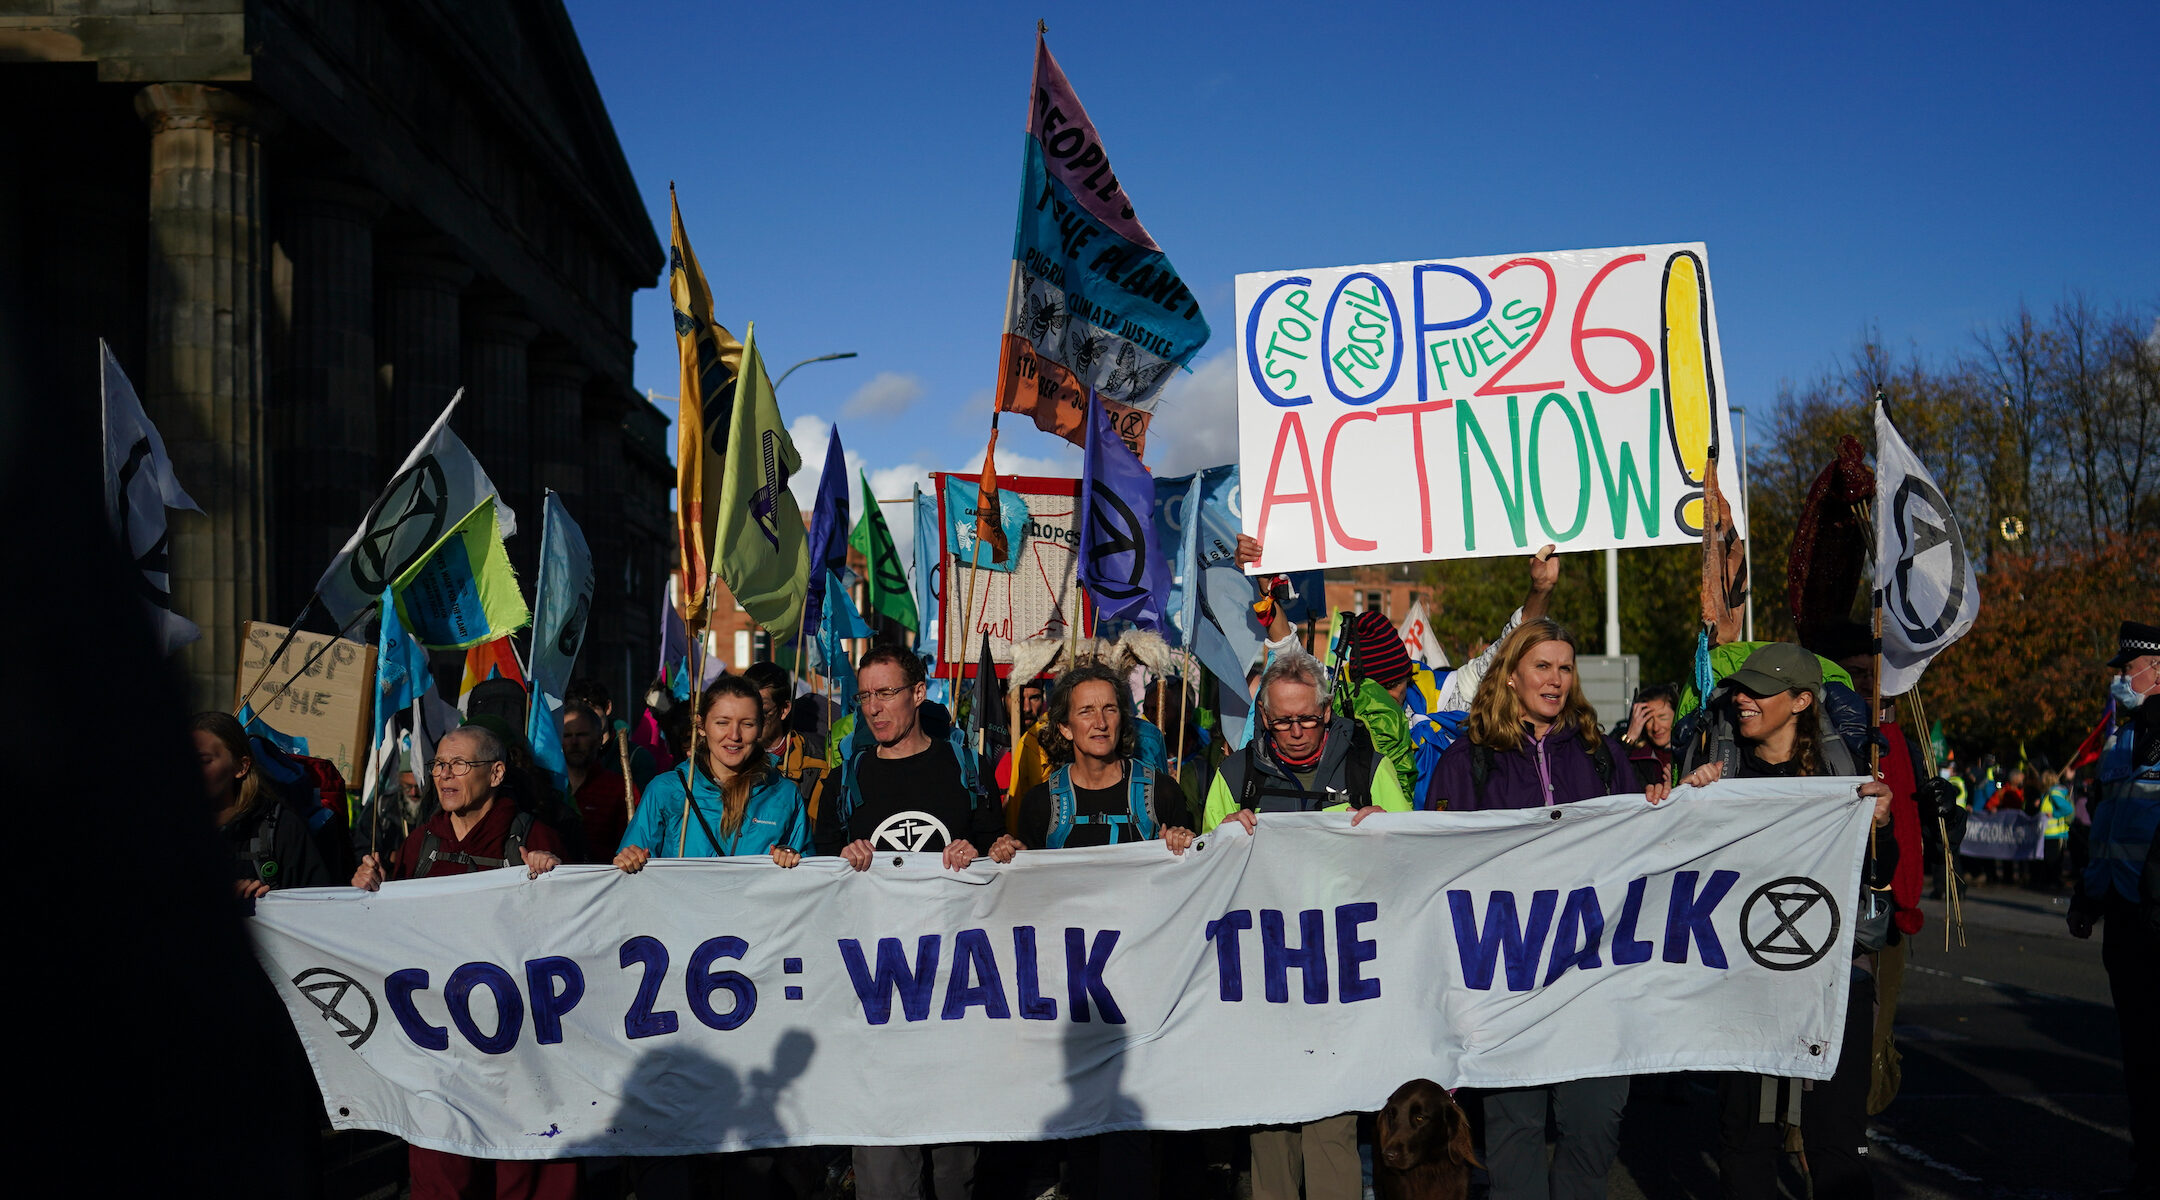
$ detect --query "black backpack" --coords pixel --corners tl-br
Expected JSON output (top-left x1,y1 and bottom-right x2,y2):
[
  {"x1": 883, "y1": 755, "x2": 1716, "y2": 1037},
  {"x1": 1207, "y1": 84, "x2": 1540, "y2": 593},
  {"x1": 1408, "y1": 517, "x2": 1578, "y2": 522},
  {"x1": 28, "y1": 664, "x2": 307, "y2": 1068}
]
[
  {"x1": 414, "y1": 811, "x2": 537, "y2": 877},
  {"x1": 1236, "y1": 722, "x2": 1377, "y2": 812}
]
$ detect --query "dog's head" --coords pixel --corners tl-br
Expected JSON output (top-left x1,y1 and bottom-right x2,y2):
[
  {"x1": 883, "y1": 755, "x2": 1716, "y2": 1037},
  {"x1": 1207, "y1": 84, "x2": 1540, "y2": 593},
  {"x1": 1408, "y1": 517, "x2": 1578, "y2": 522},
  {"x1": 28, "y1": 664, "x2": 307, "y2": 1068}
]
[{"x1": 1376, "y1": 1078, "x2": 1477, "y2": 1172}]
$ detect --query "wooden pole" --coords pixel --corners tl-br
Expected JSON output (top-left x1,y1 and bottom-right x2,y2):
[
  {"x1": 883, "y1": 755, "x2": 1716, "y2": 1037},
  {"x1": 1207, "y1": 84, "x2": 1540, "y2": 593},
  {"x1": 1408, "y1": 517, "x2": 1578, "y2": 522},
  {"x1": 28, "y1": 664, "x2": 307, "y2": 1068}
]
[
  {"x1": 617, "y1": 709, "x2": 637, "y2": 822},
  {"x1": 1169, "y1": 656, "x2": 1189, "y2": 781}
]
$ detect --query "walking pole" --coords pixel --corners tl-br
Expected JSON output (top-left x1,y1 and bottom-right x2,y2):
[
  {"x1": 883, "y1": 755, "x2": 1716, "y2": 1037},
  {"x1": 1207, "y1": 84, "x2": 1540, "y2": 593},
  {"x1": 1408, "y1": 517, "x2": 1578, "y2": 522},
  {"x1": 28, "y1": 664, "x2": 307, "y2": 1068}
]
[{"x1": 1169, "y1": 656, "x2": 1190, "y2": 781}]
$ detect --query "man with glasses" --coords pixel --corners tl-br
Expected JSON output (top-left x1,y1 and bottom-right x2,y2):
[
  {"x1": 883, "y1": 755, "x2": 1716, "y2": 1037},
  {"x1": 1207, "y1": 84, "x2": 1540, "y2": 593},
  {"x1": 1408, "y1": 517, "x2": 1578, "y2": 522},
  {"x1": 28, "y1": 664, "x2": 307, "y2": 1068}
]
[
  {"x1": 348, "y1": 723, "x2": 569, "y2": 1199},
  {"x1": 815, "y1": 646, "x2": 998, "y2": 1200},
  {"x1": 1196, "y1": 648, "x2": 1406, "y2": 1200},
  {"x1": 820, "y1": 646, "x2": 1002, "y2": 874}
]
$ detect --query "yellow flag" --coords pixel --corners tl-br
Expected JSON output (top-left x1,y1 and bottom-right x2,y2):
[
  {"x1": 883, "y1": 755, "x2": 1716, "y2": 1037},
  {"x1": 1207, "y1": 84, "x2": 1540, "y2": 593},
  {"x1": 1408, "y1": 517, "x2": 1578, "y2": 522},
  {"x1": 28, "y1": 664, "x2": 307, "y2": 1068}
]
[{"x1": 669, "y1": 185, "x2": 744, "y2": 630}]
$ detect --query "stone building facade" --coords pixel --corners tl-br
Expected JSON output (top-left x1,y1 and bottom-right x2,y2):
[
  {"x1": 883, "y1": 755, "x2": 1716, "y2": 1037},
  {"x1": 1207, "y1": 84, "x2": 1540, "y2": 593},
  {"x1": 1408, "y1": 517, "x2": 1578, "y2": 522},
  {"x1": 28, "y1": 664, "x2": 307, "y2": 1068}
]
[{"x1": 1, "y1": 0, "x2": 671, "y2": 712}]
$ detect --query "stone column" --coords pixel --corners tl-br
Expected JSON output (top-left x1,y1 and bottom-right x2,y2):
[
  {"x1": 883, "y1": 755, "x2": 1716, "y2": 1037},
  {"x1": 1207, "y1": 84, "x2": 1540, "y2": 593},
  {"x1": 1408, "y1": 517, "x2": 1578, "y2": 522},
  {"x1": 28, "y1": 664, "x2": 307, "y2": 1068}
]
[
  {"x1": 274, "y1": 178, "x2": 382, "y2": 617},
  {"x1": 581, "y1": 383, "x2": 629, "y2": 702},
  {"x1": 375, "y1": 244, "x2": 470, "y2": 469},
  {"x1": 136, "y1": 82, "x2": 273, "y2": 710},
  {"x1": 462, "y1": 302, "x2": 538, "y2": 568},
  {"x1": 529, "y1": 349, "x2": 589, "y2": 504}
]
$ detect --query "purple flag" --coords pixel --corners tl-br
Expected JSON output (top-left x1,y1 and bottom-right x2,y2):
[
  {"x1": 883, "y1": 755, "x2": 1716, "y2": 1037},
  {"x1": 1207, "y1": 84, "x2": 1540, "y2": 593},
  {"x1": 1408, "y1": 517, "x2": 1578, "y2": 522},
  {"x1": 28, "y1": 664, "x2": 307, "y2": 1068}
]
[
  {"x1": 802, "y1": 428, "x2": 852, "y2": 639},
  {"x1": 1079, "y1": 391, "x2": 1171, "y2": 629}
]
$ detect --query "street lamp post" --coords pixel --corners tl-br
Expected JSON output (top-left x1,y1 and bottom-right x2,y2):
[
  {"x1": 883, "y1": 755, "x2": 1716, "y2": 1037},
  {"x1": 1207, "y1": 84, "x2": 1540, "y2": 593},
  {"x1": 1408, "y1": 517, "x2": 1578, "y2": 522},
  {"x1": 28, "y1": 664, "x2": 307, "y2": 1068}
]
[{"x1": 774, "y1": 351, "x2": 858, "y2": 390}]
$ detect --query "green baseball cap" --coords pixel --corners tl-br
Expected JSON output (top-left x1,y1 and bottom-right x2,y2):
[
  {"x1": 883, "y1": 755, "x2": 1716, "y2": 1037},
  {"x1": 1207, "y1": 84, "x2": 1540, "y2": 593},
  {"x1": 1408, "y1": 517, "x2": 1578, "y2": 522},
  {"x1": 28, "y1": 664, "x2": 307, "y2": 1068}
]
[{"x1": 1727, "y1": 642, "x2": 1824, "y2": 696}]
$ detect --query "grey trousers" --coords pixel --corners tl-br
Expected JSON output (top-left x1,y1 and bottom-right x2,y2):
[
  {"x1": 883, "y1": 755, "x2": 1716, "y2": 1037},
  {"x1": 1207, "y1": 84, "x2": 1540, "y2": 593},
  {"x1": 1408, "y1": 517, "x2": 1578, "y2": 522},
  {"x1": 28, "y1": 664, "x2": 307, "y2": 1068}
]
[
  {"x1": 852, "y1": 1143, "x2": 979, "y2": 1200},
  {"x1": 1250, "y1": 1113, "x2": 1361, "y2": 1200},
  {"x1": 1482, "y1": 1076, "x2": 1631, "y2": 1200}
]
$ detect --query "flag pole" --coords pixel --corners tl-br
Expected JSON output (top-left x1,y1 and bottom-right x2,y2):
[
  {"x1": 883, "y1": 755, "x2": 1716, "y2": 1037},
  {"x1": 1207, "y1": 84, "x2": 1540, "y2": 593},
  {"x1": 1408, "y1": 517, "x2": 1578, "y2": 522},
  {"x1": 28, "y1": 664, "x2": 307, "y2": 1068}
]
[{"x1": 1169, "y1": 653, "x2": 1190, "y2": 781}]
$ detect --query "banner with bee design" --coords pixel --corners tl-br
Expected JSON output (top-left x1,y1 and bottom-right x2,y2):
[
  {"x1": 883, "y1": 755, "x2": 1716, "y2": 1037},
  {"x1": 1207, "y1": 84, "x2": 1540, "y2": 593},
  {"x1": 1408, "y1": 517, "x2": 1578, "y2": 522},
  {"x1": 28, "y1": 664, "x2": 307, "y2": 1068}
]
[
  {"x1": 1233, "y1": 244, "x2": 1746, "y2": 573},
  {"x1": 993, "y1": 35, "x2": 1212, "y2": 457}
]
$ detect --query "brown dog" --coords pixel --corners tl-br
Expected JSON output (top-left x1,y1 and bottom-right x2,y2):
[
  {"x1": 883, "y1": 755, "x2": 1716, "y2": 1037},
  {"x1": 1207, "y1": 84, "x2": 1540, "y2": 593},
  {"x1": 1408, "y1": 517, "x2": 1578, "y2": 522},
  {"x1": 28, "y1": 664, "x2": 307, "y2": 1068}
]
[{"x1": 1373, "y1": 1078, "x2": 1479, "y2": 1200}]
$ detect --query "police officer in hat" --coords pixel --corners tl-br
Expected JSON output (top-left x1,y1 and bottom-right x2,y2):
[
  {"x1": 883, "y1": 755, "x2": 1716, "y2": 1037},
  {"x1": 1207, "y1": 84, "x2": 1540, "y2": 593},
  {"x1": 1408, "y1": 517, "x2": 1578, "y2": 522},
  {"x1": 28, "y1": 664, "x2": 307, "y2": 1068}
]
[{"x1": 2070, "y1": 619, "x2": 2160, "y2": 1197}]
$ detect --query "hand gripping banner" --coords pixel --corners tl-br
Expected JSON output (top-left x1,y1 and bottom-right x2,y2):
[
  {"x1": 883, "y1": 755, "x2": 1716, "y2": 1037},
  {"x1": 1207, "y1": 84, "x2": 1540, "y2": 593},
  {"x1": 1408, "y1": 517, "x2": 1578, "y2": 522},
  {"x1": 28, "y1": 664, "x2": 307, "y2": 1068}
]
[{"x1": 252, "y1": 780, "x2": 1872, "y2": 1159}]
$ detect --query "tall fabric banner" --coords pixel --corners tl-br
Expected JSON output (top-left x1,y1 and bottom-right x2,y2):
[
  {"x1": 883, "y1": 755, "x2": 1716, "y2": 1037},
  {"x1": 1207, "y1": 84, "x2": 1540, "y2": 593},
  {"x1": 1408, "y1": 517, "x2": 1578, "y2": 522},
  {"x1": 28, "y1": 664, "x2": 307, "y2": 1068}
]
[
  {"x1": 994, "y1": 35, "x2": 1212, "y2": 455},
  {"x1": 1151, "y1": 473, "x2": 1208, "y2": 647},
  {"x1": 849, "y1": 472, "x2": 918, "y2": 632},
  {"x1": 528, "y1": 494, "x2": 595, "y2": 799},
  {"x1": 392, "y1": 498, "x2": 531, "y2": 651},
  {"x1": 100, "y1": 340, "x2": 203, "y2": 654},
  {"x1": 1079, "y1": 395, "x2": 1171, "y2": 629},
  {"x1": 1397, "y1": 600, "x2": 1449, "y2": 668},
  {"x1": 253, "y1": 782, "x2": 1873, "y2": 1159},
  {"x1": 1234, "y1": 244, "x2": 1743, "y2": 573},
  {"x1": 670, "y1": 187, "x2": 748, "y2": 629},
  {"x1": 363, "y1": 586, "x2": 435, "y2": 818},
  {"x1": 318, "y1": 390, "x2": 515, "y2": 627},
  {"x1": 1872, "y1": 402, "x2": 1979, "y2": 696},
  {"x1": 713, "y1": 328, "x2": 810, "y2": 637},
  {"x1": 941, "y1": 476, "x2": 1031, "y2": 575},
  {"x1": 911, "y1": 486, "x2": 941, "y2": 659},
  {"x1": 802, "y1": 432, "x2": 852, "y2": 641}
]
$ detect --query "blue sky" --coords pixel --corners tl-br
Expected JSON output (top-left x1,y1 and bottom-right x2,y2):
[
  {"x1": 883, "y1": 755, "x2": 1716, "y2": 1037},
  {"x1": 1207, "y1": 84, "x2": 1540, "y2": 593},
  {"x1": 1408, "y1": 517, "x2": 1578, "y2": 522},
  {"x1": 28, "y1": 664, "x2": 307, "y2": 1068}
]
[{"x1": 565, "y1": 0, "x2": 2158, "y2": 548}]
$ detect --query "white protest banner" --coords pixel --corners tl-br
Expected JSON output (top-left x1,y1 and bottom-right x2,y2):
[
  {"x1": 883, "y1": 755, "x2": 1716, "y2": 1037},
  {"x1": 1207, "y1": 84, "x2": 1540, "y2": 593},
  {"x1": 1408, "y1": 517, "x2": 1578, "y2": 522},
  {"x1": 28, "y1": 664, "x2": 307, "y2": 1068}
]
[
  {"x1": 1235, "y1": 245, "x2": 1745, "y2": 572},
  {"x1": 934, "y1": 472, "x2": 1089, "y2": 670},
  {"x1": 253, "y1": 780, "x2": 1869, "y2": 1158}
]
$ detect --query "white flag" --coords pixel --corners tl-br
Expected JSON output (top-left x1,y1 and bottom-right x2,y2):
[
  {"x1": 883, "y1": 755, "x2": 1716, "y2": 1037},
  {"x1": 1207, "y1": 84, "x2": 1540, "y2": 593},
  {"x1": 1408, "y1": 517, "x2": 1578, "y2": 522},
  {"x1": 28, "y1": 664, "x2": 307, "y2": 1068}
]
[
  {"x1": 1397, "y1": 599, "x2": 1450, "y2": 668},
  {"x1": 1873, "y1": 401, "x2": 1979, "y2": 695},
  {"x1": 101, "y1": 341, "x2": 202, "y2": 655},
  {"x1": 315, "y1": 390, "x2": 516, "y2": 625}
]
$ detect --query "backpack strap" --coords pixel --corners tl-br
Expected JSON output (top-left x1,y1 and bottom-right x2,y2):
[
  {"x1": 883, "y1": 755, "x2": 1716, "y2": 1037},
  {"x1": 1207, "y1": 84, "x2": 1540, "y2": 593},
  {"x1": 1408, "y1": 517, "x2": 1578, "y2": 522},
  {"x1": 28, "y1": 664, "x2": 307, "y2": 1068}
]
[
  {"x1": 1046, "y1": 766, "x2": 1078, "y2": 849},
  {"x1": 1345, "y1": 725, "x2": 1375, "y2": 810},
  {"x1": 414, "y1": 811, "x2": 532, "y2": 876},
  {"x1": 505, "y1": 811, "x2": 535, "y2": 864},
  {"x1": 1131, "y1": 767, "x2": 1158, "y2": 839},
  {"x1": 248, "y1": 801, "x2": 284, "y2": 885},
  {"x1": 414, "y1": 830, "x2": 442, "y2": 878},
  {"x1": 1589, "y1": 736, "x2": 1615, "y2": 792},
  {"x1": 1470, "y1": 742, "x2": 1496, "y2": 805},
  {"x1": 1237, "y1": 739, "x2": 1263, "y2": 810}
]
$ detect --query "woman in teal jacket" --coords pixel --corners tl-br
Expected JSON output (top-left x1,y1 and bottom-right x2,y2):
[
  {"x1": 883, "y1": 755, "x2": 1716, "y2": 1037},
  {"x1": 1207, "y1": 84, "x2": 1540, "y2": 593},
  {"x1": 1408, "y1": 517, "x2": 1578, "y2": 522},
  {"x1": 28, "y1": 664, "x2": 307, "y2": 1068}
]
[{"x1": 616, "y1": 675, "x2": 812, "y2": 868}]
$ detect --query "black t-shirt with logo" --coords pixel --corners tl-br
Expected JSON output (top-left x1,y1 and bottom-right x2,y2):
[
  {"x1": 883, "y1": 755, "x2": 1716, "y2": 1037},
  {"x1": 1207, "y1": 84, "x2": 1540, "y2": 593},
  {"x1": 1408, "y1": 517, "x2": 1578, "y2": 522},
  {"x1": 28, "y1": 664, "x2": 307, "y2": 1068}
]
[
  {"x1": 1016, "y1": 763, "x2": 1190, "y2": 850},
  {"x1": 835, "y1": 740, "x2": 1004, "y2": 855}
]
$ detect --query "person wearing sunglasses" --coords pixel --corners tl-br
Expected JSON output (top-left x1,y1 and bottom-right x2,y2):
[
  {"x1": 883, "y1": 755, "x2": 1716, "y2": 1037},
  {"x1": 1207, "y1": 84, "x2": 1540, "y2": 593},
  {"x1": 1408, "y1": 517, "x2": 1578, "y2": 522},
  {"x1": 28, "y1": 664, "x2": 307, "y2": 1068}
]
[{"x1": 1195, "y1": 647, "x2": 1407, "y2": 1200}]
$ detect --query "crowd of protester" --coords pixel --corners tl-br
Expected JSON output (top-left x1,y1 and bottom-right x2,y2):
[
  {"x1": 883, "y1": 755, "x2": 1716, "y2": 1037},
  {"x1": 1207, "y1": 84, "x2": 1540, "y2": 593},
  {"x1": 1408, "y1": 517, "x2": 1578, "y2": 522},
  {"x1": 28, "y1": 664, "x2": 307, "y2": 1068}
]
[{"x1": 200, "y1": 552, "x2": 2160, "y2": 1200}]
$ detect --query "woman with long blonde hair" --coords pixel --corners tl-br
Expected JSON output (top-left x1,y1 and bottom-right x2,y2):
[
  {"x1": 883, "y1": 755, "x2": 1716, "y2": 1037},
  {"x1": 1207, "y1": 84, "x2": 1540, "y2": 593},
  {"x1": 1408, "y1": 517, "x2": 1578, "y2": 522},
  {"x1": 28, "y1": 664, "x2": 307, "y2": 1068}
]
[
  {"x1": 615, "y1": 675, "x2": 810, "y2": 870},
  {"x1": 1421, "y1": 618, "x2": 1665, "y2": 1200}
]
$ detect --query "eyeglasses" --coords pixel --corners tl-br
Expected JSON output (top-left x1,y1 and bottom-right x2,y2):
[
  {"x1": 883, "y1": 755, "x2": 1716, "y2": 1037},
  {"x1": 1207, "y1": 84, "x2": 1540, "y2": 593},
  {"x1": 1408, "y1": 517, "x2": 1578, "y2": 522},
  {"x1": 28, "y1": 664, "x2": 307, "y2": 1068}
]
[
  {"x1": 426, "y1": 757, "x2": 498, "y2": 777},
  {"x1": 1264, "y1": 714, "x2": 1325, "y2": 732},
  {"x1": 851, "y1": 685, "x2": 914, "y2": 705}
]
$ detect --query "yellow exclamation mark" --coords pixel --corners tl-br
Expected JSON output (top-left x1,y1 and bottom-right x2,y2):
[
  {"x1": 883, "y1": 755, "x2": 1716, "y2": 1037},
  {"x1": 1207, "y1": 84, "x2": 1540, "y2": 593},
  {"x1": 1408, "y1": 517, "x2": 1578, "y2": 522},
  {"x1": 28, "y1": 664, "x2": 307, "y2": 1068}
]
[{"x1": 1661, "y1": 251, "x2": 1718, "y2": 535}]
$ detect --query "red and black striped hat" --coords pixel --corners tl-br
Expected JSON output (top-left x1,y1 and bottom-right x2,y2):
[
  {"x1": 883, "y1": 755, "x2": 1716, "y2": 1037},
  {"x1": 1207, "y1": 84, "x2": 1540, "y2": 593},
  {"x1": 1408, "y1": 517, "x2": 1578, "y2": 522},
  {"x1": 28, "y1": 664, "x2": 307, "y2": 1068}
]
[{"x1": 1348, "y1": 610, "x2": 1414, "y2": 689}]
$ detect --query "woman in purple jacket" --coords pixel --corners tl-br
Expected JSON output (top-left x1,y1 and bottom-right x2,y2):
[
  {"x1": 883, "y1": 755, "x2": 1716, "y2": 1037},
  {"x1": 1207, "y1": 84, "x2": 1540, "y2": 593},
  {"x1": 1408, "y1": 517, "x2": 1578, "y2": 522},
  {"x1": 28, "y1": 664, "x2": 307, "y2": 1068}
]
[{"x1": 1423, "y1": 617, "x2": 1669, "y2": 1200}]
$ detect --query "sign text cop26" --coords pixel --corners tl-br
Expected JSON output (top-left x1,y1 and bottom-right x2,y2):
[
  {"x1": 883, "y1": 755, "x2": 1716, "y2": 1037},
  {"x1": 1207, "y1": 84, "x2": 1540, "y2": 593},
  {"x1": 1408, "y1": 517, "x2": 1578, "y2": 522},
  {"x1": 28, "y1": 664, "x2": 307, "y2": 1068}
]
[{"x1": 1234, "y1": 244, "x2": 1745, "y2": 572}]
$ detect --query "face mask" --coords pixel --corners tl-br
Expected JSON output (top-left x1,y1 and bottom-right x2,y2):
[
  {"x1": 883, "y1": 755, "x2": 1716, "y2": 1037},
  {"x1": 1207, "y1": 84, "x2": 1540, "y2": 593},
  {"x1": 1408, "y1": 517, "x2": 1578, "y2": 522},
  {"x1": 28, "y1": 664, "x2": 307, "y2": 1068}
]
[{"x1": 2113, "y1": 675, "x2": 2149, "y2": 710}]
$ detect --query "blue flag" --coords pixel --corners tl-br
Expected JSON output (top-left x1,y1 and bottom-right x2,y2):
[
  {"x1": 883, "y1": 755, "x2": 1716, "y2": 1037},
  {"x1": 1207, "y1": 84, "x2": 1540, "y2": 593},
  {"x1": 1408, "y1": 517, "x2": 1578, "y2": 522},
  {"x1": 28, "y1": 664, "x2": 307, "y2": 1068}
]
[
  {"x1": 1153, "y1": 466, "x2": 1241, "y2": 647},
  {"x1": 527, "y1": 493, "x2": 595, "y2": 800},
  {"x1": 802, "y1": 430, "x2": 852, "y2": 639},
  {"x1": 912, "y1": 484, "x2": 941, "y2": 659},
  {"x1": 365, "y1": 584, "x2": 436, "y2": 813},
  {"x1": 1079, "y1": 392, "x2": 1171, "y2": 630},
  {"x1": 941, "y1": 475, "x2": 1030, "y2": 574},
  {"x1": 818, "y1": 570, "x2": 872, "y2": 708},
  {"x1": 658, "y1": 589, "x2": 693, "y2": 702}
]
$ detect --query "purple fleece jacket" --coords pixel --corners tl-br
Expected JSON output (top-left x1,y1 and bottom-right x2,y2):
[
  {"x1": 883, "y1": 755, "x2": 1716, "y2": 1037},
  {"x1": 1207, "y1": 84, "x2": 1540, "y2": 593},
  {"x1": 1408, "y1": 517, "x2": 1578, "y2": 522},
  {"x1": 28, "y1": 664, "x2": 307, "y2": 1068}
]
[{"x1": 1424, "y1": 721, "x2": 1637, "y2": 811}]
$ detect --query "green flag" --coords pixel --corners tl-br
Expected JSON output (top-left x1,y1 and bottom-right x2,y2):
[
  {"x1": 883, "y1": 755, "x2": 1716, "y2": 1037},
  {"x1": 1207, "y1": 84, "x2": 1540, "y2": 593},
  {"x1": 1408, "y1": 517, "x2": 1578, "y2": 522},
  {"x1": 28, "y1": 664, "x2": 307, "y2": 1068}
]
[
  {"x1": 391, "y1": 496, "x2": 531, "y2": 650},
  {"x1": 714, "y1": 325, "x2": 810, "y2": 637},
  {"x1": 849, "y1": 470, "x2": 918, "y2": 632}
]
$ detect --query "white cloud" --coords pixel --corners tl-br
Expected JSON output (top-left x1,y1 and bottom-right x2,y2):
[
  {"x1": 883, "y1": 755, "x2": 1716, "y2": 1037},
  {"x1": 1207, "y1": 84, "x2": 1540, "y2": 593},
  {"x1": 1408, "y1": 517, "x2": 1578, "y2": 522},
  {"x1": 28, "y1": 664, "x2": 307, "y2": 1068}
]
[
  {"x1": 1141, "y1": 353, "x2": 1238, "y2": 477},
  {"x1": 842, "y1": 371, "x2": 925, "y2": 420}
]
